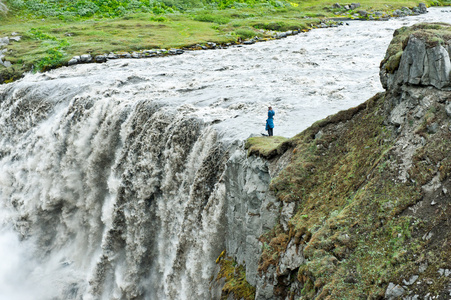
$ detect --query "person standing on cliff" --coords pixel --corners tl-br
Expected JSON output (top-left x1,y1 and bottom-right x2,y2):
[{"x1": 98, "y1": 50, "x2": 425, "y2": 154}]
[{"x1": 266, "y1": 106, "x2": 275, "y2": 136}]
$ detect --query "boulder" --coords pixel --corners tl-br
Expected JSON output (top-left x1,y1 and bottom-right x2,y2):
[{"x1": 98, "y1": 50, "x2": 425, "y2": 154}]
[
  {"x1": 275, "y1": 32, "x2": 288, "y2": 39},
  {"x1": 418, "y1": 3, "x2": 427, "y2": 14},
  {"x1": 385, "y1": 283, "x2": 405, "y2": 299},
  {"x1": 117, "y1": 52, "x2": 131, "y2": 58},
  {"x1": 68, "y1": 55, "x2": 81, "y2": 65},
  {"x1": 1, "y1": 60, "x2": 11, "y2": 67},
  {"x1": 143, "y1": 49, "x2": 157, "y2": 55},
  {"x1": 393, "y1": 9, "x2": 405, "y2": 17},
  {"x1": 0, "y1": 36, "x2": 9, "y2": 47},
  {"x1": 402, "y1": 7, "x2": 412, "y2": 15},
  {"x1": 67, "y1": 57, "x2": 79, "y2": 66},
  {"x1": 358, "y1": 10, "x2": 368, "y2": 17},
  {"x1": 9, "y1": 36, "x2": 21, "y2": 42},
  {"x1": 423, "y1": 45, "x2": 451, "y2": 89},
  {"x1": 107, "y1": 52, "x2": 118, "y2": 59},
  {"x1": 95, "y1": 55, "x2": 107, "y2": 63},
  {"x1": 383, "y1": 34, "x2": 451, "y2": 91},
  {"x1": 403, "y1": 275, "x2": 419, "y2": 285},
  {"x1": 80, "y1": 54, "x2": 92, "y2": 63},
  {"x1": 399, "y1": 36, "x2": 427, "y2": 85},
  {"x1": 168, "y1": 49, "x2": 184, "y2": 55},
  {"x1": 350, "y1": 3, "x2": 360, "y2": 10}
]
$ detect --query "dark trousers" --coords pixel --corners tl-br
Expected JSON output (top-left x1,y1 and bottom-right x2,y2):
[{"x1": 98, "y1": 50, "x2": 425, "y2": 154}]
[{"x1": 268, "y1": 128, "x2": 273, "y2": 136}]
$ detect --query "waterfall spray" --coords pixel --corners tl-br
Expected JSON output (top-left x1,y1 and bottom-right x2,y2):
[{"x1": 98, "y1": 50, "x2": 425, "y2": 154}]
[{"x1": 0, "y1": 76, "x2": 230, "y2": 299}]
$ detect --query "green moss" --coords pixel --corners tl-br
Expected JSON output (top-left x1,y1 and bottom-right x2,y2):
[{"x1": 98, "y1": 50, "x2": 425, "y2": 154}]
[
  {"x1": 245, "y1": 136, "x2": 289, "y2": 158},
  {"x1": 216, "y1": 252, "x2": 256, "y2": 300},
  {"x1": 385, "y1": 50, "x2": 403, "y2": 73}
]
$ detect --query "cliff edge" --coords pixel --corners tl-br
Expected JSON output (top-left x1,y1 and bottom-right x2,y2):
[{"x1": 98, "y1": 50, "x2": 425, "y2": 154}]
[{"x1": 217, "y1": 23, "x2": 451, "y2": 299}]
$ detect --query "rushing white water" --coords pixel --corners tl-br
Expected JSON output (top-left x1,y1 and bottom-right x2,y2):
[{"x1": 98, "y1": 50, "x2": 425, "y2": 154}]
[{"x1": 0, "y1": 7, "x2": 450, "y2": 300}]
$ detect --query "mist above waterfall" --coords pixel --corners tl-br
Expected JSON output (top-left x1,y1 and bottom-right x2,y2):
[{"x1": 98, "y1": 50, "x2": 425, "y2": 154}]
[{"x1": 0, "y1": 8, "x2": 450, "y2": 300}]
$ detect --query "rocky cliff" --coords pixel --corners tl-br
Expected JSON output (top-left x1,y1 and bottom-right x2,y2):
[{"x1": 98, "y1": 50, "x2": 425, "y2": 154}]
[{"x1": 216, "y1": 22, "x2": 451, "y2": 299}]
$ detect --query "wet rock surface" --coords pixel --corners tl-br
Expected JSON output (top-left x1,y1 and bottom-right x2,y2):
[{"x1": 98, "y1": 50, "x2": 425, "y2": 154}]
[{"x1": 223, "y1": 148, "x2": 280, "y2": 287}]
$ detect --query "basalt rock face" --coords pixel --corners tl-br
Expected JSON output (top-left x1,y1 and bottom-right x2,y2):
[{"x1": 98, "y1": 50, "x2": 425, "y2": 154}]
[
  {"x1": 380, "y1": 23, "x2": 451, "y2": 94},
  {"x1": 220, "y1": 146, "x2": 293, "y2": 299},
  {"x1": 223, "y1": 23, "x2": 451, "y2": 299},
  {"x1": 376, "y1": 25, "x2": 451, "y2": 299}
]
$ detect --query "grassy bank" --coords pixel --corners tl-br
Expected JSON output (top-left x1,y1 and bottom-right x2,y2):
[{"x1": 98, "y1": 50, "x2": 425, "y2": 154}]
[{"x1": 0, "y1": 0, "x2": 450, "y2": 83}]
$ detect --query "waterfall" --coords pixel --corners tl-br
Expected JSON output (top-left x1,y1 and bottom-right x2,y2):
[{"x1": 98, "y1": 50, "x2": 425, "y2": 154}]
[{"x1": 0, "y1": 76, "x2": 229, "y2": 299}]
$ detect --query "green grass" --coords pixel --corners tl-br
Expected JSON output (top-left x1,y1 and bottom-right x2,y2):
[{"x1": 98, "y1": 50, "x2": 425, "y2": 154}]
[
  {"x1": 0, "y1": 0, "x2": 450, "y2": 83},
  {"x1": 245, "y1": 136, "x2": 289, "y2": 158},
  {"x1": 215, "y1": 251, "x2": 256, "y2": 300}
]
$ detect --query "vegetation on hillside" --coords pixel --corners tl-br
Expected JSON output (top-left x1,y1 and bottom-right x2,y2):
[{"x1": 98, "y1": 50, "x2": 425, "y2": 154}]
[
  {"x1": 245, "y1": 87, "x2": 451, "y2": 298},
  {"x1": 246, "y1": 89, "x2": 451, "y2": 298},
  {"x1": 1, "y1": 0, "x2": 450, "y2": 83},
  {"x1": 215, "y1": 251, "x2": 256, "y2": 300}
]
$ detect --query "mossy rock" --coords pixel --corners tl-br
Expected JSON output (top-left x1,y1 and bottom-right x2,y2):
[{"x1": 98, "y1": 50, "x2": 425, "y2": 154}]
[
  {"x1": 381, "y1": 22, "x2": 451, "y2": 72},
  {"x1": 245, "y1": 136, "x2": 289, "y2": 158},
  {"x1": 215, "y1": 252, "x2": 256, "y2": 300},
  {"x1": 385, "y1": 50, "x2": 403, "y2": 73}
]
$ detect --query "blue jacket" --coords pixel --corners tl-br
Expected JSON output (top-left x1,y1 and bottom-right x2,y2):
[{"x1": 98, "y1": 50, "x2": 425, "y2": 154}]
[{"x1": 266, "y1": 110, "x2": 275, "y2": 130}]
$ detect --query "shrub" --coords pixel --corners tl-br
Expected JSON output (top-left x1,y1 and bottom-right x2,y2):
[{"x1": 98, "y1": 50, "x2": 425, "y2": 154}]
[
  {"x1": 234, "y1": 28, "x2": 258, "y2": 39},
  {"x1": 193, "y1": 13, "x2": 230, "y2": 24}
]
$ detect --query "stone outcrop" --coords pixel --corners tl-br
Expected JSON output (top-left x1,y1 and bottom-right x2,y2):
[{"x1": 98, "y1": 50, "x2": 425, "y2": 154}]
[
  {"x1": 220, "y1": 143, "x2": 294, "y2": 299},
  {"x1": 224, "y1": 149, "x2": 280, "y2": 288},
  {"x1": 380, "y1": 23, "x2": 451, "y2": 95},
  {"x1": 382, "y1": 35, "x2": 451, "y2": 91}
]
